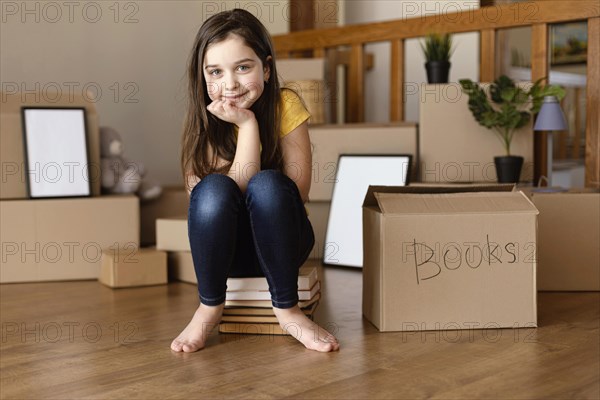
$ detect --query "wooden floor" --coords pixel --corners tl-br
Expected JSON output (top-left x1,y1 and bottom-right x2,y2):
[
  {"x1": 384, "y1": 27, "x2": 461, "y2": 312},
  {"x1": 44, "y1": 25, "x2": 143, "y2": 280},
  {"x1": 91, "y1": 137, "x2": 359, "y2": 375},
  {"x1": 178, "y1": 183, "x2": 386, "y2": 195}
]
[{"x1": 1, "y1": 264, "x2": 599, "y2": 399}]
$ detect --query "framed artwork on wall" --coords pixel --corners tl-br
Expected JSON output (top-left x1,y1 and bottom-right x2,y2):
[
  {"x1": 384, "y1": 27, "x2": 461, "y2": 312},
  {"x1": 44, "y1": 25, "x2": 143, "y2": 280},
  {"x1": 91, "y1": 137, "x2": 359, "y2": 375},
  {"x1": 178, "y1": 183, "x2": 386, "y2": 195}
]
[{"x1": 550, "y1": 22, "x2": 588, "y2": 66}]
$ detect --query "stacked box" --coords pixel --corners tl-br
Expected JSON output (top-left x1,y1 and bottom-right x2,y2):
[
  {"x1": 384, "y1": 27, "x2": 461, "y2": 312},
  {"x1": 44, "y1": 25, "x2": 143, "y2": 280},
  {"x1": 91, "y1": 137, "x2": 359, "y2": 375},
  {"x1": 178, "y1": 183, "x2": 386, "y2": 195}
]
[
  {"x1": 140, "y1": 186, "x2": 189, "y2": 246},
  {"x1": 419, "y1": 83, "x2": 534, "y2": 183},
  {"x1": 1, "y1": 195, "x2": 139, "y2": 283},
  {"x1": 100, "y1": 247, "x2": 167, "y2": 288},
  {"x1": 532, "y1": 190, "x2": 600, "y2": 291}
]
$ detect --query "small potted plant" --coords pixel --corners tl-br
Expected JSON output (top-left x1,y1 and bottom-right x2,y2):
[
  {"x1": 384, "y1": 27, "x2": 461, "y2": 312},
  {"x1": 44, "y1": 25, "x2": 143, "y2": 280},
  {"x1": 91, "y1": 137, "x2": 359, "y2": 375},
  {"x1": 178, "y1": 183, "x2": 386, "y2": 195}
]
[
  {"x1": 421, "y1": 33, "x2": 454, "y2": 84},
  {"x1": 459, "y1": 75, "x2": 566, "y2": 183}
]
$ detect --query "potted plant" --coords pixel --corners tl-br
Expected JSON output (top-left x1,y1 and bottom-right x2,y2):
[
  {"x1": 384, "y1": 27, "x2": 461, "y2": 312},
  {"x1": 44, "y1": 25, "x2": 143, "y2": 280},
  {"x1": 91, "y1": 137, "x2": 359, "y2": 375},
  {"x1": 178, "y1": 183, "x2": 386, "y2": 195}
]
[
  {"x1": 421, "y1": 33, "x2": 454, "y2": 84},
  {"x1": 459, "y1": 75, "x2": 566, "y2": 183}
]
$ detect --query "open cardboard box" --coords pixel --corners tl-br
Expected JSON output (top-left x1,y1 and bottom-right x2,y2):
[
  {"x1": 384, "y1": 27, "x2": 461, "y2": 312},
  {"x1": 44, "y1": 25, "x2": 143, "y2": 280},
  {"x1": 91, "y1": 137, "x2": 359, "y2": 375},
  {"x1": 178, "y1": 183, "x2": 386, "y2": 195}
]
[{"x1": 362, "y1": 184, "x2": 538, "y2": 332}]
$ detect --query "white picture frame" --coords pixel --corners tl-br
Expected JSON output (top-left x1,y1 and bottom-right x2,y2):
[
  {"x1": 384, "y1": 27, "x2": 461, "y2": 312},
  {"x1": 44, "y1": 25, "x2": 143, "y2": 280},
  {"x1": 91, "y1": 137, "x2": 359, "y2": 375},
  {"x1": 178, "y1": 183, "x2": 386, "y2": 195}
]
[
  {"x1": 21, "y1": 107, "x2": 91, "y2": 198},
  {"x1": 324, "y1": 154, "x2": 412, "y2": 268}
]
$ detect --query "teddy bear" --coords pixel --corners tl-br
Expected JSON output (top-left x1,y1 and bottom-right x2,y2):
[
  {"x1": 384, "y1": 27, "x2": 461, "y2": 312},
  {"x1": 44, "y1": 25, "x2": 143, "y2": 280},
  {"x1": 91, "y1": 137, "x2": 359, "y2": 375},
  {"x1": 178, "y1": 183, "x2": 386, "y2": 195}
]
[{"x1": 100, "y1": 126, "x2": 162, "y2": 201}]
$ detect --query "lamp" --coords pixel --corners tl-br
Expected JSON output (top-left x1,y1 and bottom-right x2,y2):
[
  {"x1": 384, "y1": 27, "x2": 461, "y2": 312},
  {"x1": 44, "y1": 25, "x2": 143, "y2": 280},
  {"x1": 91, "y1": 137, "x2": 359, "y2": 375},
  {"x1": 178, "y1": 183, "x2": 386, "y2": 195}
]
[{"x1": 533, "y1": 95, "x2": 567, "y2": 187}]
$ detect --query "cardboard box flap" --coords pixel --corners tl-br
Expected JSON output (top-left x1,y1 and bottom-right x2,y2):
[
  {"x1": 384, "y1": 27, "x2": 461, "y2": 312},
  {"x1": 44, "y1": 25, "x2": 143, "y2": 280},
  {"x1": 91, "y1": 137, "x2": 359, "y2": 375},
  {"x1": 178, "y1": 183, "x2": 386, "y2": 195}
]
[
  {"x1": 362, "y1": 184, "x2": 515, "y2": 208},
  {"x1": 374, "y1": 191, "x2": 539, "y2": 215}
]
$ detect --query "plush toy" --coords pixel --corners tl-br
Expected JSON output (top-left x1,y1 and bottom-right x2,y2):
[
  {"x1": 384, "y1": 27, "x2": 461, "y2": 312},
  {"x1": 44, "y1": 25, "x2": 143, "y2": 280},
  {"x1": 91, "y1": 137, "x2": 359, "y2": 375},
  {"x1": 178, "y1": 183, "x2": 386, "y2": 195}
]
[{"x1": 100, "y1": 126, "x2": 162, "y2": 201}]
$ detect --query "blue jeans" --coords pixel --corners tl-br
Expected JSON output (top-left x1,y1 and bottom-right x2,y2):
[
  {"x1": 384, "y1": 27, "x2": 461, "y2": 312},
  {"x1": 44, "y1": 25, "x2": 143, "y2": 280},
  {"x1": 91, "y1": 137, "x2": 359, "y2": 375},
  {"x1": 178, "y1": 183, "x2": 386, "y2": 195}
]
[{"x1": 187, "y1": 170, "x2": 315, "y2": 309}]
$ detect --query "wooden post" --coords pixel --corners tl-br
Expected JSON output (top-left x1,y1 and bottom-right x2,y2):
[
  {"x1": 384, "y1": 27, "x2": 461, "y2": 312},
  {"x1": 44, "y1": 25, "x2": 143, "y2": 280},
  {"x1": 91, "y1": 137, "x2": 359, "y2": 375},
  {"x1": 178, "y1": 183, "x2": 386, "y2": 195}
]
[
  {"x1": 480, "y1": 29, "x2": 496, "y2": 82},
  {"x1": 347, "y1": 44, "x2": 365, "y2": 122},
  {"x1": 531, "y1": 23, "x2": 549, "y2": 185},
  {"x1": 390, "y1": 39, "x2": 405, "y2": 122},
  {"x1": 586, "y1": 17, "x2": 600, "y2": 188}
]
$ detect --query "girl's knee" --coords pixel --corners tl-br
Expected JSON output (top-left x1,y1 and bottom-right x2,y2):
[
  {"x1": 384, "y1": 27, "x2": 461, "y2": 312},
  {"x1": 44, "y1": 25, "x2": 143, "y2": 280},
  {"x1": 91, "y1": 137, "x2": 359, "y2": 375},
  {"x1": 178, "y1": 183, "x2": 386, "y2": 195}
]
[
  {"x1": 247, "y1": 170, "x2": 291, "y2": 194},
  {"x1": 246, "y1": 170, "x2": 297, "y2": 211},
  {"x1": 189, "y1": 173, "x2": 241, "y2": 221},
  {"x1": 191, "y1": 173, "x2": 239, "y2": 200}
]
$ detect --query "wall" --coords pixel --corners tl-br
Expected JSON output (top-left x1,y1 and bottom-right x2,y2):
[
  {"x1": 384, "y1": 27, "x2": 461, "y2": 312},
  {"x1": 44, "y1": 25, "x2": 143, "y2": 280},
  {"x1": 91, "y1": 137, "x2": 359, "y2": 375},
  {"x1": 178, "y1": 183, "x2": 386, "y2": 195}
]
[
  {"x1": 1, "y1": 0, "x2": 289, "y2": 186},
  {"x1": 341, "y1": 0, "x2": 480, "y2": 122}
]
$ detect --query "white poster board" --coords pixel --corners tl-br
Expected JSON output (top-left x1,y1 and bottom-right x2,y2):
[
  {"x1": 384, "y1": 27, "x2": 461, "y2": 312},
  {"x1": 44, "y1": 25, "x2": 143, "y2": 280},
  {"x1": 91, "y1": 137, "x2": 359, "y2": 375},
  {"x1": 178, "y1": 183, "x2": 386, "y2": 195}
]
[{"x1": 324, "y1": 155, "x2": 411, "y2": 268}]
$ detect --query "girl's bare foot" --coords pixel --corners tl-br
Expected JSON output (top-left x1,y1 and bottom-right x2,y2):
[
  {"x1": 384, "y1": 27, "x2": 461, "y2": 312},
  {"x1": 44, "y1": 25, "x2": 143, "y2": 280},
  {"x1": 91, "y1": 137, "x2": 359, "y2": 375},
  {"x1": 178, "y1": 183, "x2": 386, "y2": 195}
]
[
  {"x1": 273, "y1": 305, "x2": 340, "y2": 352},
  {"x1": 170, "y1": 303, "x2": 224, "y2": 352}
]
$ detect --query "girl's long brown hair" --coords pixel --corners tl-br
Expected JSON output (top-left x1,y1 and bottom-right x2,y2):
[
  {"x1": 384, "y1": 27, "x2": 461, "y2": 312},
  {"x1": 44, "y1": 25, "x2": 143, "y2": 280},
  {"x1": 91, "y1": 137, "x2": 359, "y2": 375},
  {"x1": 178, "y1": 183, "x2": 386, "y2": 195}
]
[{"x1": 181, "y1": 9, "x2": 284, "y2": 188}]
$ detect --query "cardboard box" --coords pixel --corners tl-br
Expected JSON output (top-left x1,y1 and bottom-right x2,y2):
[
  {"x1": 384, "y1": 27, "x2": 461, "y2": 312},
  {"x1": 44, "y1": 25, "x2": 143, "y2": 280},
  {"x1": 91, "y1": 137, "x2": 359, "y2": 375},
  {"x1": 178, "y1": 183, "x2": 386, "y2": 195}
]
[
  {"x1": 156, "y1": 216, "x2": 188, "y2": 251},
  {"x1": 277, "y1": 58, "x2": 325, "y2": 82},
  {"x1": 100, "y1": 247, "x2": 167, "y2": 288},
  {"x1": 0, "y1": 91, "x2": 101, "y2": 199},
  {"x1": 362, "y1": 185, "x2": 538, "y2": 332},
  {"x1": 1, "y1": 196, "x2": 139, "y2": 283},
  {"x1": 309, "y1": 123, "x2": 418, "y2": 201},
  {"x1": 140, "y1": 186, "x2": 189, "y2": 246},
  {"x1": 306, "y1": 201, "x2": 330, "y2": 260},
  {"x1": 419, "y1": 83, "x2": 533, "y2": 183},
  {"x1": 168, "y1": 251, "x2": 197, "y2": 284},
  {"x1": 532, "y1": 190, "x2": 600, "y2": 291},
  {"x1": 277, "y1": 58, "x2": 330, "y2": 124}
]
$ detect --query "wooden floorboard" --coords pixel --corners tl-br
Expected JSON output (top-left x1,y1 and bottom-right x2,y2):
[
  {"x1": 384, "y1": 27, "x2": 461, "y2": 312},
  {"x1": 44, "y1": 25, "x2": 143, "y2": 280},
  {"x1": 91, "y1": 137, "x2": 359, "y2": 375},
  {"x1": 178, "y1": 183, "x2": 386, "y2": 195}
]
[{"x1": 1, "y1": 264, "x2": 598, "y2": 399}]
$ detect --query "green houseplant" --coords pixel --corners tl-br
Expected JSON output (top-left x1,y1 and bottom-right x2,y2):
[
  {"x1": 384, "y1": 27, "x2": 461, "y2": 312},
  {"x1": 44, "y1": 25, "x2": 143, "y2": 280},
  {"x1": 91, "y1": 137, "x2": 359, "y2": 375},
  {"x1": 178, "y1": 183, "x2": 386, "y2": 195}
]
[
  {"x1": 459, "y1": 75, "x2": 566, "y2": 183},
  {"x1": 421, "y1": 33, "x2": 454, "y2": 84}
]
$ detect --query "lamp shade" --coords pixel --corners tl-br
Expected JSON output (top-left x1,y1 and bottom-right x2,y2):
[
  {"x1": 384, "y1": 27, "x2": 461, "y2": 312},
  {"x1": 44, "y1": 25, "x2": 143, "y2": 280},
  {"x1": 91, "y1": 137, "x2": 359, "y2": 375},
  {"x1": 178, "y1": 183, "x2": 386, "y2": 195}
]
[{"x1": 534, "y1": 95, "x2": 567, "y2": 131}]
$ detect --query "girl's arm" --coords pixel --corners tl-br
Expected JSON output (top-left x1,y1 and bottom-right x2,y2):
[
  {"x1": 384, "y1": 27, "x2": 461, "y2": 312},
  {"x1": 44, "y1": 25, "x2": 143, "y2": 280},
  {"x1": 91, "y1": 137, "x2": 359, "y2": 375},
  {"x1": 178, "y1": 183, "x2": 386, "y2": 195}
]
[
  {"x1": 206, "y1": 100, "x2": 261, "y2": 193},
  {"x1": 228, "y1": 118, "x2": 261, "y2": 193},
  {"x1": 185, "y1": 129, "x2": 259, "y2": 196},
  {"x1": 280, "y1": 120, "x2": 312, "y2": 203}
]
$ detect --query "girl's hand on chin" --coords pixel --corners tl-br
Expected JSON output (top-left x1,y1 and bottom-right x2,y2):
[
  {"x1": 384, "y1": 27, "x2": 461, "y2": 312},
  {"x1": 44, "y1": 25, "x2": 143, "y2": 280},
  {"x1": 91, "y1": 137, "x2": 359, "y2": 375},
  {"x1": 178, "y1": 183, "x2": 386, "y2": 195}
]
[{"x1": 207, "y1": 99, "x2": 256, "y2": 127}]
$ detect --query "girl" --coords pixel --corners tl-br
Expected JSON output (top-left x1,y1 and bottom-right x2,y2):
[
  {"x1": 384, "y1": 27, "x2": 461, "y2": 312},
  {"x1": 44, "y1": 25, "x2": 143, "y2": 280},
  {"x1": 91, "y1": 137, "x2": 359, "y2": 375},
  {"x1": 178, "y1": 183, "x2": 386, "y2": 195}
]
[{"x1": 171, "y1": 9, "x2": 340, "y2": 353}]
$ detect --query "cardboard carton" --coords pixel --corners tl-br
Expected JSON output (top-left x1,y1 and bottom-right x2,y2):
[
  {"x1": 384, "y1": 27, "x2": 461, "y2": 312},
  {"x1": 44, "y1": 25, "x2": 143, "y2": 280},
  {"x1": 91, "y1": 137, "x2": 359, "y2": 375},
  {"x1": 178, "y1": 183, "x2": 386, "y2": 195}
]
[
  {"x1": 309, "y1": 123, "x2": 418, "y2": 201},
  {"x1": 419, "y1": 83, "x2": 533, "y2": 183},
  {"x1": 277, "y1": 58, "x2": 325, "y2": 82},
  {"x1": 168, "y1": 251, "x2": 196, "y2": 284},
  {"x1": 532, "y1": 190, "x2": 600, "y2": 291},
  {"x1": 362, "y1": 184, "x2": 538, "y2": 332},
  {"x1": 306, "y1": 201, "x2": 330, "y2": 260},
  {"x1": 100, "y1": 247, "x2": 167, "y2": 288},
  {"x1": 1, "y1": 196, "x2": 139, "y2": 282},
  {"x1": 0, "y1": 91, "x2": 101, "y2": 199},
  {"x1": 140, "y1": 186, "x2": 189, "y2": 246},
  {"x1": 156, "y1": 216, "x2": 188, "y2": 251}
]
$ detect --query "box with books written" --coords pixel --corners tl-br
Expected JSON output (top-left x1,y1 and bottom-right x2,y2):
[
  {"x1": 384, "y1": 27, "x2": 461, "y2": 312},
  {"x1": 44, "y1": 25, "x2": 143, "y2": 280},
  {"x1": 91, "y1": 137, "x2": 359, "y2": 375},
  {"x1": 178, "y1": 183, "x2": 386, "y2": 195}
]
[{"x1": 362, "y1": 184, "x2": 538, "y2": 332}]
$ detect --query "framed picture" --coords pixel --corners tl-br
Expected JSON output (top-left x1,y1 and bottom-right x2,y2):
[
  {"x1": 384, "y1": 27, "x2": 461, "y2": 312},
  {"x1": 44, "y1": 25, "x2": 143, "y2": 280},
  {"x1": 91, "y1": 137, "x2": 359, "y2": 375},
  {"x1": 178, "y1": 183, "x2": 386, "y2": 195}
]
[
  {"x1": 323, "y1": 154, "x2": 412, "y2": 268},
  {"x1": 550, "y1": 21, "x2": 588, "y2": 66},
  {"x1": 21, "y1": 107, "x2": 91, "y2": 198}
]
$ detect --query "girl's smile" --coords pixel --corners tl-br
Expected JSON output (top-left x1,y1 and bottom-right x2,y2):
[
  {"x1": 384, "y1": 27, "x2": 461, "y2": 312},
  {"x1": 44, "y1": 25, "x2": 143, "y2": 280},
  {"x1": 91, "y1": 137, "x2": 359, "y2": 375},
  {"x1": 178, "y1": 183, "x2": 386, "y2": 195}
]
[{"x1": 203, "y1": 34, "x2": 270, "y2": 109}]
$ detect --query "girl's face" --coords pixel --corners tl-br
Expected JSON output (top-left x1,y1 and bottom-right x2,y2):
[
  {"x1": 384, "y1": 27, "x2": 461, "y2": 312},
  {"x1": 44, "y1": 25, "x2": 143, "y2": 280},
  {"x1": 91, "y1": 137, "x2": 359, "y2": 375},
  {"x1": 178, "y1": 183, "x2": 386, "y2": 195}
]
[{"x1": 203, "y1": 34, "x2": 271, "y2": 109}]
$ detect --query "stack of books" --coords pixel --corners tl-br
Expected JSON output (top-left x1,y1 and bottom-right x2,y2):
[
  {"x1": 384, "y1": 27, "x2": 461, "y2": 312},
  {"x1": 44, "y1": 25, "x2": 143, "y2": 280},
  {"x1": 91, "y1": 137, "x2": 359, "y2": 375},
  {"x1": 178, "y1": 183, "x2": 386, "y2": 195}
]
[{"x1": 219, "y1": 264, "x2": 321, "y2": 335}]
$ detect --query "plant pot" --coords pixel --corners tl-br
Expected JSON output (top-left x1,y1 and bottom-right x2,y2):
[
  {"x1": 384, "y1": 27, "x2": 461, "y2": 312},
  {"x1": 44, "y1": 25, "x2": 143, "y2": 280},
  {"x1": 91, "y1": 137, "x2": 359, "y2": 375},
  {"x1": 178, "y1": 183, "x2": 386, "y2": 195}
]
[
  {"x1": 425, "y1": 61, "x2": 451, "y2": 84},
  {"x1": 494, "y1": 156, "x2": 524, "y2": 183}
]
